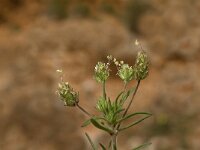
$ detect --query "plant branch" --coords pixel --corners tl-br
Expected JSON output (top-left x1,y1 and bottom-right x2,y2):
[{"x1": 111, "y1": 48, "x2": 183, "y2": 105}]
[
  {"x1": 111, "y1": 134, "x2": 117, "y2": 150},
  {"x1": 123, "y1": 80, "x2": 141, "y2": 117},
  {"x1": 76, "y1": 103, "x2": 92, "y2": 117},
  {"x1": 123, "y1": 82, "x2": 127, "y2": 92},
  {"x1": 103, "y1": 81, "x2": 106, "y2": 99},
  {"x1": 116, "y1": 80, "x2": 141, "y2": 129}
]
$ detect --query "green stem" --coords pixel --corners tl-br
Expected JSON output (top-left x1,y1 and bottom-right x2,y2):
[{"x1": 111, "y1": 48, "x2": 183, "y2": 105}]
[
  {"x1": 103, "y1": 81, "x2": 106, "y2": 99},
  {"x1": 111, "y1": 134, "x2": 117, "y2": 150},
  {"x1": 123, "y1": 82, "x2": 127, "y2": 92},
  {"x1": 76, "y1": 103, "x2": 92, "y2": 117},
  {"x1": 116, "y1": 80, "x2": 141, "y2": 130},
  {"x1": 123, "y1": 80, "x2": 141, "y2": 117}
]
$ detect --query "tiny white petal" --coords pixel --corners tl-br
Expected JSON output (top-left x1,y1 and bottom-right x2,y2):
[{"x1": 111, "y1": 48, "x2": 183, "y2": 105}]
[
  {"x1": 56, "y1": 69, "x2": 63, "y2": 73},
  {"x1": 135, "y1": 39, "x2": 139, "y2": 46}
]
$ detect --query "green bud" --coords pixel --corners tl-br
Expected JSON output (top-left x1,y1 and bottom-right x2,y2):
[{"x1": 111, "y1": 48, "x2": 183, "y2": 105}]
[
  {"x1": 134, "y1": 51, "x2": 149, "y2": 80},
  {"x1": 94, "y1": 62, "x2": 109, "y2": 83},
  {"x1": 118, "y1": 64, "x2": 134, "y2": 83},
  {"x1": 57, "y1": 82, "x2": 78, "y2": 107}
]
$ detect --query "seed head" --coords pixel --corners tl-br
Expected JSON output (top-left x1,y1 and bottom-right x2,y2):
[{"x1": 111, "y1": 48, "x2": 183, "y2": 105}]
[
  {"x1": 57, "y1": 82, "x2": 79, "y2": 107},
  {"x1": 117, "y1": 64, "x2": 134, "y2": 83},
  {"x1": 134, "y1": 51, "x2": 149, "y2": 80},
  {"x1": 94, "y1": 62, "x2": 110, "y2": 83}
]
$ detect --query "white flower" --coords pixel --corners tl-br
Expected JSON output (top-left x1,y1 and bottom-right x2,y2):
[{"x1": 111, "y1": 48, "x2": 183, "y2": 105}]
[
  {"x1": 135, "y1": 39, "x2": 139, "y2": 46},
  {"x1": 56, "y1": 69, "x2": 63, "y2": 73}
]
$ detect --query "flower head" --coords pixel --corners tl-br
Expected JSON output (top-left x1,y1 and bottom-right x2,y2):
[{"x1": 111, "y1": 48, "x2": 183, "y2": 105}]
[
  {"x1": 134, "y1": 51, "x2": 149, "y2": 80},
  {"x1": 94, "y1": 62, "x2": 110, "y2": 83},
  {"x1": 117, "y1": 64, "x2": 134, "y2": 83},
  {"x1": 57, "y1": 82, "x2": 79, "y2": 107}
]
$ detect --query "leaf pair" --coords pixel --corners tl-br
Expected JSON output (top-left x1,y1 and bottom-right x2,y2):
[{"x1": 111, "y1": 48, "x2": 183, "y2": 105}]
[
  {"x1": 82, "y1": 117, "x2": 113, "y2": 134},
  {"x1": 117, "y1": 112, "x2": 152, "y2": 131},
  {"x1": 115, "y1": 87, "x2": 136, "y2": 105}
]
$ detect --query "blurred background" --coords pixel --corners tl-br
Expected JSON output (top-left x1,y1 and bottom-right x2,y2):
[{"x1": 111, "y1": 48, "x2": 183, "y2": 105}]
[{"x1": 0, "y1": 0, "x2": 200, "y2": 149}]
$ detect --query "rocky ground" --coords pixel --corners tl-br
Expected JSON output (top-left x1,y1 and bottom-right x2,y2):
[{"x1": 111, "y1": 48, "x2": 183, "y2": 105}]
[{"x1": 0, "y1": 0, "x2": 200, "y2": 150}]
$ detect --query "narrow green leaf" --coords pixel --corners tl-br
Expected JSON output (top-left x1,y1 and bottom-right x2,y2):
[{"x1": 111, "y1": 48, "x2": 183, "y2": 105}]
[
  {"x1": 81, "y1": 119, "x2": 91, "y2": 127},
  {"x1": 108, "y1": 98, "x2": 112, "y2": 108},
  {"x1": 99, "y1": 143, "x2": 106, "y2": 150},
  {"x1": 132, "y1": 142, "x2": 152, "y2": 150},
  {"x1": 129, "y1": 86, "x2": 136, "y2": 93},
  {"x1": 114, "y1": 108, "x2": 125, "y2": 116},
  {"x1": 120, "y1": 91, "x2": 130, "y2": 104},
  {"x1": 117, "y1": 112, "x2": 152, "y2": 123},
  {"x1": 90, "y1": 118, "x2": 113, "y2": 134},
  {"x1": 115, "y1": 91, "x2": 124, "y2": 103},
  {"x1": 85, "y1": 132, "x2": 97, "y2": 150},
  {"x1": 119, "y1": 114, "x2": 152, "y2": 131},
  {"x1": 98, "y1": 117, "x2": 109, "y2": 122},
  {"x1": 81, "y1": 117, "x2": 106, "y2": 127},
  {"x1": 120, "y1": 87, "x2": 136, "y2": 104}
]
